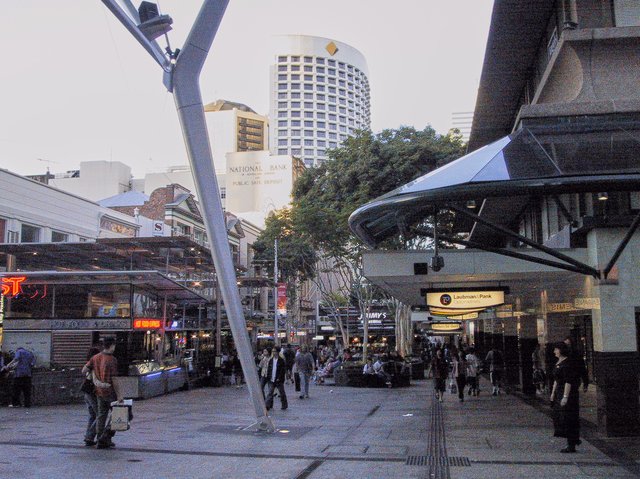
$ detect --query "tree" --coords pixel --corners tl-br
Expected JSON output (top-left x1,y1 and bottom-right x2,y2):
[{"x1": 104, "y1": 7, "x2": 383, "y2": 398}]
[{"x1": 289, "y1": 126, "x2": 465, "y2": 357}]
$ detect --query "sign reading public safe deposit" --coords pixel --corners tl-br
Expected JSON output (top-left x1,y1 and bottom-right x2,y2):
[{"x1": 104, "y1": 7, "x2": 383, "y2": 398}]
[{"x1": 426, "y1": 290, "x2": 505, "y2": 310}]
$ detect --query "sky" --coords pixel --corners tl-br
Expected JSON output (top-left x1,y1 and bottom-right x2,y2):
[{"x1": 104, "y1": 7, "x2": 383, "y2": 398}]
[{"x1": 0, "y1": 1, "x2": 493, "y2": 178}]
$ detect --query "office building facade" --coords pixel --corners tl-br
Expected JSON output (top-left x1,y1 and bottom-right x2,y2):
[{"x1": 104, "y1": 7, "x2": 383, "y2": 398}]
[{"x1": 269, "y1": 35, "x2": 370, "y2": 167}]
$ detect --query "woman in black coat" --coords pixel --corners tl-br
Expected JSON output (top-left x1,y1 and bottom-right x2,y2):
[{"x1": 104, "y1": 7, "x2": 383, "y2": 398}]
[{"x1": 550, "y1": 342, "x2": 581, "y2": 453}]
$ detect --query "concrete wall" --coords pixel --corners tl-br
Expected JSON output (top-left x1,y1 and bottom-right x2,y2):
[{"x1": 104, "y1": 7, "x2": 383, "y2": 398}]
[{"x1": 49, "y1": 161, "x2": 131, "y2": 202}]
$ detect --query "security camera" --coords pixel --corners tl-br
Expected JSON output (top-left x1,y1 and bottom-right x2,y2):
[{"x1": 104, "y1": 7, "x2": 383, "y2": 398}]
[{"x1": 430, "y1": 255, "x2": 444, "y2": 272}]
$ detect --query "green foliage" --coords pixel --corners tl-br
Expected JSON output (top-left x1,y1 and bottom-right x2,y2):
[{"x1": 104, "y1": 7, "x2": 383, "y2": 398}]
[
  {"x1": 291, "y1": 126, "x2": 465, "y2": 252},
  {"x1": 251, "y1": 208, "x2": 317, "y2": 282}
]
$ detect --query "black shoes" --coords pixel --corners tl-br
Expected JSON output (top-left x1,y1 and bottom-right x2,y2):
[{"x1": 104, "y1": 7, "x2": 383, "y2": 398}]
[
  {"x1": 299, "y1": 395, "x2": 304, "y2": 399},
  {"x1": 84, "y1": 440, "x2": 96, "y2": 447},
  {"x1": 560, "y1": 446, "x2": 576, "y2": 453}
]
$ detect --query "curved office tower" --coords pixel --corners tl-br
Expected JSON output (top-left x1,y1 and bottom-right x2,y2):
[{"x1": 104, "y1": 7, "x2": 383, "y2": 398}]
[{"x1": 269, "y1": 35, "x2": 370, "y2": 167}]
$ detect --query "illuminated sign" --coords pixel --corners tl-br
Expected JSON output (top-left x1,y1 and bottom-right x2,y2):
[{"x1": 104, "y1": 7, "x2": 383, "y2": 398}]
[
  {"x1": 430, "y1": 307, "x2": 485, "y2": 316},
  {"x1": 427, "y1": 290, "x2": 504, "y2": 310},
  {"x1": 1, "y1": 276, "x2": 26, "y2": 297},
  {"x1": 133, "y1": 319, "x2": 162, "y2": 329},
  {"x1": 431, "y1": 322, "x2": 462, "y2": 332},
  {"x1": 277, "y1": 283, "x2": 287, "y2": 316}
]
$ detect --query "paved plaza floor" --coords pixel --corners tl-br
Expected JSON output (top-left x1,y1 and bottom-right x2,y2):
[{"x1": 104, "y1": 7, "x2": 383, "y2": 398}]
[{"x1": 0, "y1": 376, "x2": 638, "y2": 479}]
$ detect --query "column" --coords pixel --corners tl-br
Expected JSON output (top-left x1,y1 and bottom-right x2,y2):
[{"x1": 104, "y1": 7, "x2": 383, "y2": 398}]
[{"x1": 588, "y1": 228, "x2": 640, "y2": 436}]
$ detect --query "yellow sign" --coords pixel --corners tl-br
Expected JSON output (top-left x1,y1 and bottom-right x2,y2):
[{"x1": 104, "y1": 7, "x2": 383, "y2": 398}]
[
  {"x1": 431, "y1": 322, "x2": 462, "y2": 332},
  {"x1": 426, "y1": 291, "x2": 504, "y2": 310},
  {"x1": 430, "y1": 307, "x2": 485, "y2": 316},
  {"x1": 574, "y1": 297, "x2": 600, "y2": 310}
]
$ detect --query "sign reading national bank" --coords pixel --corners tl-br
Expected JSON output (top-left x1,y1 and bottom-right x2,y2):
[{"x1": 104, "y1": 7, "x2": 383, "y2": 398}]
[
  {"x1": 225, "y1": 152, "x2": 295, "y2": 214},
  {"x1": 426, "y1": 290, "x2": 505, "y2": 310}
]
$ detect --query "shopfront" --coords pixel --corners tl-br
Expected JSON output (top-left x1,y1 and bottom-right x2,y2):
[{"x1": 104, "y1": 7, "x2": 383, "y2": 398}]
[{"x1": 1, "y1": 270, "x2": 210, "y2": 398}]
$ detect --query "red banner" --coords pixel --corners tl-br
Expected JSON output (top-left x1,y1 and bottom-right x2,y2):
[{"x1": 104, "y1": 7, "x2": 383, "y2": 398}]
[{"x1": 277, "y1": 283, "x2": 287, "y2": 316}]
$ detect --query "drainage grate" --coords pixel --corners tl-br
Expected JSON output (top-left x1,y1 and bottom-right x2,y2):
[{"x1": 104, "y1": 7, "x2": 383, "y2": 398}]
[{"x1": 405, "y1": 456, "x2": 471, "y2": 467}]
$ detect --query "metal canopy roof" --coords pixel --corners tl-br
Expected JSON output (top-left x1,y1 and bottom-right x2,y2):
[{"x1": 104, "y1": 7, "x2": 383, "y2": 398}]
[
  {"x1": 0, "y1": 236, "x2": 216, "y2": 274},
  {"x1": 349, "y1": 126, "x2": 640, "y2": 248},
  {"x1": 0, "y1": 270, "x2": 208, "y2": 303}
]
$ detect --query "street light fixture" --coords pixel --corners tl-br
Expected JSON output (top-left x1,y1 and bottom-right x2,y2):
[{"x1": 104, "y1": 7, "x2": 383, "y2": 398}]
[{"x1": 99, "y1": 0, "x2": 274, "y2": 433}]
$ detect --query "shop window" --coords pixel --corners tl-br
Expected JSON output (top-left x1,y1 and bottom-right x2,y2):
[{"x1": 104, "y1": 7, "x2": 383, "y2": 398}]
[
  {"x1": 51, "y1": 231, "x2": 68, "y2": 243},
  {"x1": 5, "y1": 281, "x2": 53, "y2": 319},
  {"x1": 133, "y1": 288, "x2": 162, "y2": 318},
  {"x1": 21, "y1": 224, "x2": 40, "y2": 243}
]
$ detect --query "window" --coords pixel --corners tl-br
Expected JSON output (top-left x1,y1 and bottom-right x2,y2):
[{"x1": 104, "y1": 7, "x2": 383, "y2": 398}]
[
  {"x1": 291, "y1": 101, "x2": 301, "y2": 108},
  {"x1": 291, "y1": 129, "x2": 301, "y2": 136},
  {"x1": 304, "y1": 84, "x2": 313, "y2": 91},
  {"x1": 304, "y1": 74, "x2": 313, "y2": 81},
  {"x1": 339, "y1": 80, "x2": 346, "y2": 87},
  {"x1": 304, "y1": 92, "x2": 313, "y2": 100},
  {"x1": 316, "y1": 85, "x2": 325, "y2": 92},
  {"x1": 291, "y1": 138, "x2": 301, "y2": 146},
  {"x1": 278, "y1": 74, "x2": 287, "y2": 81},
  {"x1": 304, "y1": 101, "x2": 313, "y2": 109},
  {"x1": 292, "y1": 148, "x2": 301, "y2": 155},
  {"x1": 317, "y1": 103, "x2": 325, "y2": 111},
  {"x1": 317, "y1": 76, "x2": 325, "y2": 83},
  {"x1": 317, "y1": 94, "x2": 325, "y2": 101},
  {"x1": 329, "y1": 123, "x2": 337, "y2": 130},
  {"x1": 338, "y1": 62, "x2": 345, "y2": 69},
  {"x1": 304, "y1": 65, "x2": 313, "y2": 72},
  {"x1": 291, "y1": 110, "x2": 301, "y2": 117},
  {"x1": 278, "y1": 56, "x2": 287, "y2": 62},
  {"x1": 328, "y1": 68, "x2": 336, "y2": 75},
  {"x1": 291, "y1": 74, "x2": 300, "y2": 80},
  {"x1": 278, "y1": 92, "x2": 287, "y2": 99},
  {"x1": 339, "y1": 71, "x2": 346, "y2": 78},
  {"x1": 329, "y1": 105, "x2": 337, "y2": 112},
  {"x1": 21, "y1": 224, "x2": 40, "y2": 243},
  {"x1": 291, "y1": 92, "x2": 300, "y2": 99},
  {"x1": 291, "y1": 64, "x2": 300, "y2": 71},
  {"x1": 317, "y1": 67, "x2": 325, "y2": 74},
  {"x1": 278, "y1": 129, "x2": 287, "y2": 136},
  {"x1": 291, "y1": 56, "x2": 300, "y2": 62},
  {"x1": 329, "y1": 78, "x2": 336, "y2": 85},
  {"x1": 329, "y1": 95, "x2": 336, "y2": 103},
  {"x1": 328, "y1": 87, "x2": 336, "y2": 94},
  {"x1": 339, "y1": 98, "x2": 346, "y2": 105},
  {"x1": 51, "y1": 231, "x2": 68, "y2": 242},
  {"x1": 304, "y1": 56, "x2": 313, "y2": 63},
  {"x1": 317, "y1": 112, "x2": 326, "y2": 119},
  {"x1": 304, "y1": 130, "x2": 314, "y2": 137},
  {"x1": 278, "y1": 111, "x2": 287, "y2": 118},
  {"x1": 316, "y1": 57, "x2": 325, "y2": 64},
  {"x1": 329, "y1": 141, "x2": 337, "y2": 147},
  {"x1": 291, "y1": 120, "x2": 301, "y2": 126},
  {"x1": 340, "y1": 125, "x2": 347, "y2": 132},
  {"x1": 328, "y1": 59, "x2": 336, "y2": 66},
  {"x1": 304, "y1": 120, "x2": 314, "y2": 127},
  {"x1": 291, "y1": 83, "x2": 300, "y2": 90},
  {"x1": 317, "y1": 121, "x2": 326, "y2": 128},
  {"x1": 304, "y1": 111, "x2": 314, "y2": 118},
  {"x1": 304, "y1": 139, "x2": 314, "y2": 146},
  {"x1": 317, "y1": 131, "x2": 326, "y2": 138},
  {"x1": 317, "y1": 149, "x2": 326, "y2": 156},
  {"x1": 329, "y1": 113, "x2": 337, "y2": 120},
  {"x1": 278, "y1": 139, "x2": 288, "y2": 146},
  {"x1": 278, "y1": 101, "x2": 287, "y2": 108},
  {"x1": 317, "y1": 140, "x2": 326, "y2": 147},
  {"x1": 278, "y1": 84, "x2": 287, "y2": 90},
  {"x1": 278, "y1": 148, "x2": 288, "y2": 155},
  {"x1": 304, "y1": 148, "x2": 314, "y2": 155},
  {"x1": 278, "y1": 65, "x2": 287, "y2": 72},
  {"x1": 329, "y1": 133, "x2": 337, "y2": 140}
]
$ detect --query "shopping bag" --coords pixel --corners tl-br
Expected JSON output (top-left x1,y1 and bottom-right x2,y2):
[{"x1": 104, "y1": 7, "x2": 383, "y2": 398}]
[{"x1": 109, "y1": 400, "x2": 133, "y2": 432}]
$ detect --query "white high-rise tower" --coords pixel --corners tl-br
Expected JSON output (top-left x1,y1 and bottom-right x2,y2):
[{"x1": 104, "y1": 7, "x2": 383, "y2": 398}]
[{"x1": 269, "y1": 35, "x2": 370, "y2": 167}]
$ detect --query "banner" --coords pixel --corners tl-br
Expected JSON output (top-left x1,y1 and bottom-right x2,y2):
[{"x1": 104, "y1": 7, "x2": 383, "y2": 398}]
[{"x1": 277, "y1": 283, "x2": 287, "y2": 316}]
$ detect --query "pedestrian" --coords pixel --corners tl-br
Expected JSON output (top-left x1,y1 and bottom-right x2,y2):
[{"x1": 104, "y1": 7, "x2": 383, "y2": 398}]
[
  {"x1": 550, "y1": 342, "x2": 581, "y2": 453},
  {"x1": 485, "y1": 346, "x2": 504, "y2": 396},
  {"x1": 564, "y1": 337, "x2": 589, "y2": 393},
  {"x1": 431, "y1": 349, "x2": 448, "y2": 402},
  {"x1": 257, "y1": 348, "x2": 271, "y2": 397},
  {"x1": 452, "y1": 351, "x2": 467, "y2": 402},
  {"x1": 283, "y1": 344, "x2": 295, "y2": 384},
  {"x1": 81, "y1": 342, "x2": 102, "y2": 446},
  {"x1": 3, "y1": 347, "x2": 35, "y2": 408},
  {"x1": 232, "y1": 353, "x2": 243, "y2": 388},
  {"x1": 465, "y1": 348, "x2": 480, "y2": 396},
  {"x1": 265, "y1": 347, "x2": 288, "y2": 411},
  {"x1": 82, "y1": 337, "x2": 123, "y2": 449},
  {"x1": 295, "y1": 345, "x2": 314, "y2": 399}
]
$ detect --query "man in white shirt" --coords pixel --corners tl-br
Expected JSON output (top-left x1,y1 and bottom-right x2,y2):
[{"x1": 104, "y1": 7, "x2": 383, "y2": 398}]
[{"x1": 265, "y1": 347, "x2": 288, "y2": 410}]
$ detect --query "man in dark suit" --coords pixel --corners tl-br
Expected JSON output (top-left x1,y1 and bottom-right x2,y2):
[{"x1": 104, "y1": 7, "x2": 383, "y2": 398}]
[{"x1": 265, "y1": 347, "x2": 288, "y2": 410}]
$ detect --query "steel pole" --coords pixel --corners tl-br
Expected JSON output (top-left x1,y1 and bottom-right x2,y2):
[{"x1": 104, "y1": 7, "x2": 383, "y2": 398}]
[
  {"x1": 171, "y1": 0, "x2": 273, "y2": 432},
  {"x1": 274, "y1": 238, "x2": 279, "y2": 346}
]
